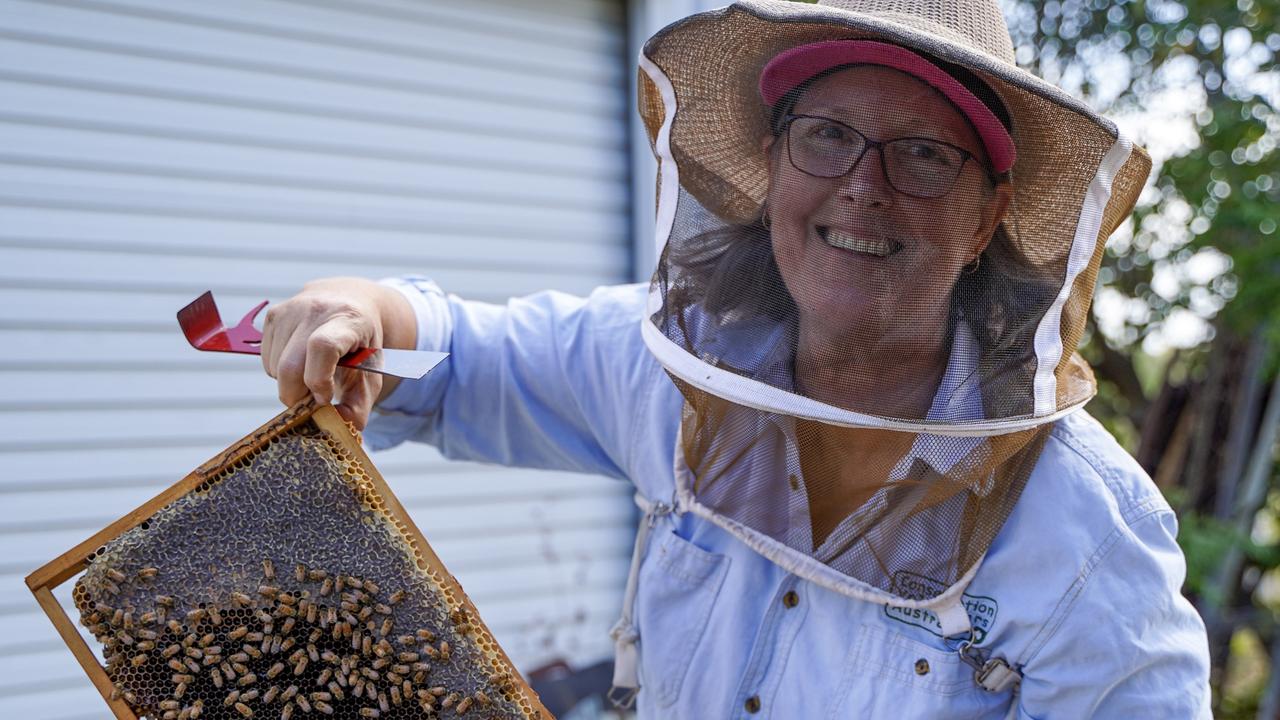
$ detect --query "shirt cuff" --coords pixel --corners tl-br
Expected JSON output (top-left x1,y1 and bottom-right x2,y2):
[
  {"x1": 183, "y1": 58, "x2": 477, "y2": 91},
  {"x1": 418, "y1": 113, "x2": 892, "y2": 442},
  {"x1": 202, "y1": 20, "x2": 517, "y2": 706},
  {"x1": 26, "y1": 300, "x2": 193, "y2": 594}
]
[{"x1": 371, "y1": 276, "x2": 453, "y2": 415}]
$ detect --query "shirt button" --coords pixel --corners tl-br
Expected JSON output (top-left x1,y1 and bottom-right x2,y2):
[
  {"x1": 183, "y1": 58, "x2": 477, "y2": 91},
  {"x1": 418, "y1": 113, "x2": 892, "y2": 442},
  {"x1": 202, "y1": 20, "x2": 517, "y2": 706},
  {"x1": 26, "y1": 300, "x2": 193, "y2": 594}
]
[
  {"x1": 788, "y1": 473, "x2": 800, "y2": 491},
  {"x1": 782, "y1": 590, "x2": 800, "y2": 608},
  {"x1": 744, "y1": 695, "x2": 762, "y2": 713},
  {"x1": 915, "y1": 658, "x2": 930, "y2": 675}
]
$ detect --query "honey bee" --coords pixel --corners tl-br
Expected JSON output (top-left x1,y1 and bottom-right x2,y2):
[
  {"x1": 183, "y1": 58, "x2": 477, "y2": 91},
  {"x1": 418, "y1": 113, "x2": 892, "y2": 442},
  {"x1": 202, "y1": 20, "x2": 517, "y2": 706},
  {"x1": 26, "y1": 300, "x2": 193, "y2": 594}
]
[
  {"x1": 210, "y1": 668, "x2": 224, "y2": 689},
  {"x1": 232, "y1": 701, "x2": 253, "y2": 718},
  {"x1": 388, "y1": 590, "x2": 406, "y2": 605},
  {"x1": 281, "y1": 684, "x2": 299, "y2": 701},
  {"x1": 230, "y1": 592, "x2": 252, "y2": 608},
  {"x1": 281, "y1": 703, "x2": 294, "y2": 720},
  {"x1": 156, "y1": 596, "x2": 175, "y2": 608},
  {"x1": 313, "y1": 701, "x2": 334, "y2": 716},
  {"x1": 172, "y1": 673, "x2": 194, "y2": 684},
  {"x1": 456, "y1": 696, "x2": 473, "y2": 714},
  {"x1": 364, "y1": 580, "x2": 380, "y2": 595},
  {"x1": 237, "y1": 672, "x2": 258, "y2": 687},
  {"x1": 130, "y1": 653, "x2": 148, "y2": 667},
  {"x1": 263, "y1": 685, "x2": 280, "y2": 704},
  {"x1": 328, "y1": 682, "x2": 345, "y2": 701},
  {"x1": 438, "y1": 641, "x2": 451, "y2": 662},
  {"x1": 474, "y1": 689, "x2": 491, "y2": 706},
  {"x1": 295, "y1": 564, "x2": 306, "y2": 583},
  {"x1": 442, "y1": 691, "x2": 460, "y2": 709},
  {"x1": 105, "y1": 568, "x2": 126, "y2": 583},
  {"x1": 416, "y1": 629, "x2": 435, "y2": 643},
  {"x1": 222, "y1": 689, "x2": 240, "y2": 707},
  {"x1": 239, "y1": 689, "x2": 259, "y2": 702},
  {"x1": 295, "y1": 695, "x2": 311, "y2": 713},
  {"x1": 137, "y1": 567, "x2": 158, "y2": 581},
  {"x1": 308, "y1": 569, "x2": 327, "y2": 582},
  {"x1": 358, "y1": 708, "x2": 380, "y2": 718},
  {"x1": 262, "y1": 559, "x2": 275, "y2": 580},
  {"x1": 174, "y1": 681, "x2": 187, "y2": 699}
]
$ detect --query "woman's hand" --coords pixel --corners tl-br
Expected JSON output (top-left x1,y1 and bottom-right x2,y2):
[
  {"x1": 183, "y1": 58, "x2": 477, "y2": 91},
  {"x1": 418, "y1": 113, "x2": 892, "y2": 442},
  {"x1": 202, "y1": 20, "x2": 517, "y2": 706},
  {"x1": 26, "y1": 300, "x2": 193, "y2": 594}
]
[{"x1": 260, "y1": 277, "x2": 416, "y2": 430}]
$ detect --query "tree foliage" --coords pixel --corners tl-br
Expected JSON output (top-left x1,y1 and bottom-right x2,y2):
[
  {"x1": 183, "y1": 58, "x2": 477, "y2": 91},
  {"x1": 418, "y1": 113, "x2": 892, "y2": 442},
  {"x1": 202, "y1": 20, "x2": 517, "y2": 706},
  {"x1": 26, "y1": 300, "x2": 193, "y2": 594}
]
[{"x1": 1001, "y1": 0, "x2": 1278, "y2": 715}]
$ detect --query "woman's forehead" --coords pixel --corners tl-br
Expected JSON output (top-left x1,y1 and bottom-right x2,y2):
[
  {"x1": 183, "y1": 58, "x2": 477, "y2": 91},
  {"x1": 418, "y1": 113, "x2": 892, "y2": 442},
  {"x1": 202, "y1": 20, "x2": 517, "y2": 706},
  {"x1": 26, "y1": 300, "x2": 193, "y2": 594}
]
[{"x1": 793, "y1": 66, "x2": 981, "y2": 148}]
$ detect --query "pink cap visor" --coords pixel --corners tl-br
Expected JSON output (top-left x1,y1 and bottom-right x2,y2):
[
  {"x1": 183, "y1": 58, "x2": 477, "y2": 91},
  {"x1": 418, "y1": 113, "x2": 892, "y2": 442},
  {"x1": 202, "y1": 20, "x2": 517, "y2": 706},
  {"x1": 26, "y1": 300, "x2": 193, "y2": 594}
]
[{"x1": 759, "y1": 40, "x2": 1016, "y2": 174}]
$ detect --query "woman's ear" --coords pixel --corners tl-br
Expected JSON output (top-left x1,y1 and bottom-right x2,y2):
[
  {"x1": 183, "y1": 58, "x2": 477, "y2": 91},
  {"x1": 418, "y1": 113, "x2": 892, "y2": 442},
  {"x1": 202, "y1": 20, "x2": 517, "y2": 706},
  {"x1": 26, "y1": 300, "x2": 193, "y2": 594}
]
[
  {"x1": 973, "y1": 181, "x2": 1013, "y2": 255},
  {"x1": 761, "y1": 134, "x2": 777, "y2": 172}
]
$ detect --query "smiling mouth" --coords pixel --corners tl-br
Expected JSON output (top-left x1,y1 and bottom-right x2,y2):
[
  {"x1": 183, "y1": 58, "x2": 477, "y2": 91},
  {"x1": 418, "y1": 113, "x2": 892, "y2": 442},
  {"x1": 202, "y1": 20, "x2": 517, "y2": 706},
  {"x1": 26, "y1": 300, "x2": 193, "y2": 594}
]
[{"x1": 817, "y1": 226, "x2": 903, "y2": 257}]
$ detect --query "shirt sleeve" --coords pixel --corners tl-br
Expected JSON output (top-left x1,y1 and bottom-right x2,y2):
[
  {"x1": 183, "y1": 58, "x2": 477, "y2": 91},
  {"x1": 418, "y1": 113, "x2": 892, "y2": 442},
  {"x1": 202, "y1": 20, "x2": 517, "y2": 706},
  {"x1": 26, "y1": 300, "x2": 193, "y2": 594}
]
[
  {"x1": 1013, "y1": 507, "x2": 1212, "y2": 719},
  {"x1": 362, "y1": 277, "x2": 661, "y2": 481}
]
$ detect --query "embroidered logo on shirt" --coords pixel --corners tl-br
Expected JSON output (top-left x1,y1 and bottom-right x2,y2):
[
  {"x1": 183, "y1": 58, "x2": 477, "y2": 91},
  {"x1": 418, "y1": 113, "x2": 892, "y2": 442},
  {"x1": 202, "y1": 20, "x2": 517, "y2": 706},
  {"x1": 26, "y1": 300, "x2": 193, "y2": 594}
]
[{"x1": 883, "y1": 571, "x2": 999, "y2": 644}]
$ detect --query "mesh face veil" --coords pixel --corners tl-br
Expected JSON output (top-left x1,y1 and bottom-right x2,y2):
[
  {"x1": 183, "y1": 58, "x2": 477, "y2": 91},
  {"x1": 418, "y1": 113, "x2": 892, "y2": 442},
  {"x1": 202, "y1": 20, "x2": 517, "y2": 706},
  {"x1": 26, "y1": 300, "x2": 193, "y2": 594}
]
[{"x1": 635, "y1": 0, "x2": 1151, "y2": 617}]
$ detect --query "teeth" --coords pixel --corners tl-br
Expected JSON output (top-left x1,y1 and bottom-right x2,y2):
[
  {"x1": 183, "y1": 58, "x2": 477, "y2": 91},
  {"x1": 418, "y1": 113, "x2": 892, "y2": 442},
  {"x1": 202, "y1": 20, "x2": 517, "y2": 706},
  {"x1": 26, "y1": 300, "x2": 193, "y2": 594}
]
[{"x1": 822, "y1": 228, "x2": 895, "y2": 257}]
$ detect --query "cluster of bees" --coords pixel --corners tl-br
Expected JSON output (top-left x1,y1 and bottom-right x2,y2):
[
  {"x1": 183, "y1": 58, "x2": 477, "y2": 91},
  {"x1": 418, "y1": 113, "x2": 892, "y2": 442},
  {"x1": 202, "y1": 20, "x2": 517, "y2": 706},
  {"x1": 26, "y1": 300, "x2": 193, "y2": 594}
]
[{"x1": 79, "y1": 559, "x2": 517, "y2": 719}]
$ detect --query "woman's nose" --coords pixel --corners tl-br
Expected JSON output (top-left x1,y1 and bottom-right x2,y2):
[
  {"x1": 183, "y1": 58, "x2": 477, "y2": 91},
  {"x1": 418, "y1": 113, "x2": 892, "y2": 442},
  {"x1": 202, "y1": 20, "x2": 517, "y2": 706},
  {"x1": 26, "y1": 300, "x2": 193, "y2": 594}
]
[{"x1": 838, "y1": 146, "x2": 895, "y2": 207}]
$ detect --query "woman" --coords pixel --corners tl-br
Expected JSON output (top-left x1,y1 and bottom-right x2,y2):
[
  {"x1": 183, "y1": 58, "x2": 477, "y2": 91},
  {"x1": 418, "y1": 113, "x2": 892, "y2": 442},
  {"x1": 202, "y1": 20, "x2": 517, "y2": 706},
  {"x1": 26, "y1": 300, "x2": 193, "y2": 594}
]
[{"x1": 261, "y1": 0, "x2": 1211, "y2": 717}]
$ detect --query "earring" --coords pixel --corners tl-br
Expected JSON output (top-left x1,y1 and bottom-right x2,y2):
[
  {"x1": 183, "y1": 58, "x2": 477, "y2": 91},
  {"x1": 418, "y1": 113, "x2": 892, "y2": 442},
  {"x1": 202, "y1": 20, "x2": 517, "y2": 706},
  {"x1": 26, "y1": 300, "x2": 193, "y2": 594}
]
[{"x1": 962, "y1": 255, "x2": 981, "y2": 274}]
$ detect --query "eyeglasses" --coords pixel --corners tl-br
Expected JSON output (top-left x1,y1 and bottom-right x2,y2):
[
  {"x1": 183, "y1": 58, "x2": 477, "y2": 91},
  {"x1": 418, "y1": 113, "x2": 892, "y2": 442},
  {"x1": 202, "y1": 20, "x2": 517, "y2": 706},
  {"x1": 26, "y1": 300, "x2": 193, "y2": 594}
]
[{"x1": 781, "y1": 114, "x2": 993, "y2": 199}]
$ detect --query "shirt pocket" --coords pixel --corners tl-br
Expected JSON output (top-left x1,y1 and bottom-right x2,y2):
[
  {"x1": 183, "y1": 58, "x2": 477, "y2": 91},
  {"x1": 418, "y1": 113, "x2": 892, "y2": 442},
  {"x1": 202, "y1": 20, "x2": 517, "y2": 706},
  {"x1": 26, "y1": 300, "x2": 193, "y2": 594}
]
[
  {"x1": 830, "y1": 624, "x2": 1011, "y2": 719},
  {"x1": 635, "y1": 528, "x2": 730, "y2": 709}
]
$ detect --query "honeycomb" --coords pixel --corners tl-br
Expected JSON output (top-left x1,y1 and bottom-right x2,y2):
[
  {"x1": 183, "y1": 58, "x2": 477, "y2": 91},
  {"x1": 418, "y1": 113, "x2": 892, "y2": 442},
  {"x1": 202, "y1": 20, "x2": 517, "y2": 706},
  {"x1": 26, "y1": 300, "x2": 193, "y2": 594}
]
[{"x1": 71, "y1": 415, "x2": 542, "y2": 720}]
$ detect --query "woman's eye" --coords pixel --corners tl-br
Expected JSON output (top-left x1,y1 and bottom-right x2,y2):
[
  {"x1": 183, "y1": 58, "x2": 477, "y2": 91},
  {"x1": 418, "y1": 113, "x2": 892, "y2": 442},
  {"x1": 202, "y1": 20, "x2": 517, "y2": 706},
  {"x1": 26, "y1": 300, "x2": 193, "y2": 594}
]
[
  {"x1": 902, "y1": 142, "x2": 954, "y2": 165},
  {"x1": 812, "y1": 124, "x2": 848, "y2": 141}
]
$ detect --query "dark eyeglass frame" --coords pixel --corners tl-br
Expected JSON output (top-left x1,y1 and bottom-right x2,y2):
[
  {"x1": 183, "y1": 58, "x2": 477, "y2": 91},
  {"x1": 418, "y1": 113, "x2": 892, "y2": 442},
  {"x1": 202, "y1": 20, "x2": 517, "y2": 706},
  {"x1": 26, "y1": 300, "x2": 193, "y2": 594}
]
[{"x1": 780, "y1": 113, "x2": 997, "y2": 199}]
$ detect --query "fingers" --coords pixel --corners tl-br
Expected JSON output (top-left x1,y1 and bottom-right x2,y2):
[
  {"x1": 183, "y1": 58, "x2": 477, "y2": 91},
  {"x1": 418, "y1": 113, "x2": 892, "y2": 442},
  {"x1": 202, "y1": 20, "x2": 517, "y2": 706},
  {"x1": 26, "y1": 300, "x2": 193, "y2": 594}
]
[
  {"x1": 257, "y1": 280, "x2": 387, "y2": 417},
  {"x1": 333, "y1": 366, "x2": 382, "y2": 431},
  {"x1": 304, "y1": 318, "x2": 363, "y2": 406},
  {"x1": 275, "y1": 331, "x2": 312, "y2": 407}
]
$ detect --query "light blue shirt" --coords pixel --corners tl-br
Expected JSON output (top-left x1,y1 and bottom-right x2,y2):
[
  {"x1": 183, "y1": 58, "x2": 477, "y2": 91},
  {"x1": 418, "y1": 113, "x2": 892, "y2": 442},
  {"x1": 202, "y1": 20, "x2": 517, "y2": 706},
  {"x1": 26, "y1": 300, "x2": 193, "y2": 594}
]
[{"x1": 365, "y1": 279, "x2": 1211, "y2": 719}]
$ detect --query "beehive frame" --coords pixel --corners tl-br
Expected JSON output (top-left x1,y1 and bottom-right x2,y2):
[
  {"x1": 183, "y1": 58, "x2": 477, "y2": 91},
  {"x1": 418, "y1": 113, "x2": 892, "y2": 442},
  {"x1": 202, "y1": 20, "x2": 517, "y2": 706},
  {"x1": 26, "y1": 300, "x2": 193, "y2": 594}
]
[{"x1": 25, "y1": 399, "x2": 553, "y2": 720}]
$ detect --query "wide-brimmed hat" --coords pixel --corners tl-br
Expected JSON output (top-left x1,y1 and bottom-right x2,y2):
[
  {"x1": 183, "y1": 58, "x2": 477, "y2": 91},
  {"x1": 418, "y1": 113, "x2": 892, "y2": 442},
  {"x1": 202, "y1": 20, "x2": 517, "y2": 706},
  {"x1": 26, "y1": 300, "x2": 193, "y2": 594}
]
[
  {"x1": 637, "y1": 0, "x2": 1152, "y2": 420},
  {"x1": 639, "y1": 0, "x2": 1151, "y2": 231}
]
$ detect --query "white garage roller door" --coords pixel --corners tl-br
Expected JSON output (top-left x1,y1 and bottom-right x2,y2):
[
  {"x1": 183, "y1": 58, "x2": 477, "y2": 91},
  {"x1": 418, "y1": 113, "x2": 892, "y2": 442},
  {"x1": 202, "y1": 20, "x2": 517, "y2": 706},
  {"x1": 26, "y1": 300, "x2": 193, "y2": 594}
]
[{"x1": 0, "y1": 0, "x2": 634, "y2": 716}]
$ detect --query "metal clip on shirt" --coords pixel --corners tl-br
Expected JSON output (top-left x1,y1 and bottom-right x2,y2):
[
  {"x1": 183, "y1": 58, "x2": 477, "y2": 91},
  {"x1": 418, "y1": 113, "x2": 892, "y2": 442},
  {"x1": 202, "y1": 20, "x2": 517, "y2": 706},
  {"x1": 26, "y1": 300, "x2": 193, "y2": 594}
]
[
  {"x1": 947, "y1": 633, "x2": 1022, "y2": 693},
  {"x1": 608, "y1": 492, "x2": 675, "y2": 709}
]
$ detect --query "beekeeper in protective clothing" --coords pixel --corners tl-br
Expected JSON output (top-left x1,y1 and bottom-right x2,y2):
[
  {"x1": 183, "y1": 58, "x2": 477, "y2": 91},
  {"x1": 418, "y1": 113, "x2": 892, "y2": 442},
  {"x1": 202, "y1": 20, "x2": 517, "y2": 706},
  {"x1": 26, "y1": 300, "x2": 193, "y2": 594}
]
[{"x1": 260, "y1": 0, "x2": 1212, "y2": 716}]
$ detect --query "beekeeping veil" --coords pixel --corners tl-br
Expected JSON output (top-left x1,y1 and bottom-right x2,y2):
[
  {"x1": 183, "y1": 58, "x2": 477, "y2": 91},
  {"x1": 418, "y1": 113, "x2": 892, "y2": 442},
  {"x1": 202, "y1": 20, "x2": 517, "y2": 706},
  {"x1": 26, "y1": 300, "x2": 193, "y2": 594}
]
[{"x1": 620, "y1": 0, "x2": 1149, "y2": 666}]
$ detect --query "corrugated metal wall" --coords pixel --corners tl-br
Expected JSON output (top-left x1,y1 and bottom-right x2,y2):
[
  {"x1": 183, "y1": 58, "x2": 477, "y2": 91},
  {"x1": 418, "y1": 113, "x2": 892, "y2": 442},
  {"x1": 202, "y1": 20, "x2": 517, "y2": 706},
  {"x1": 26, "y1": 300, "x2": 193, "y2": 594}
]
[{"x1": 0, "y1": 0, "x2": 634, "y2": 716}]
